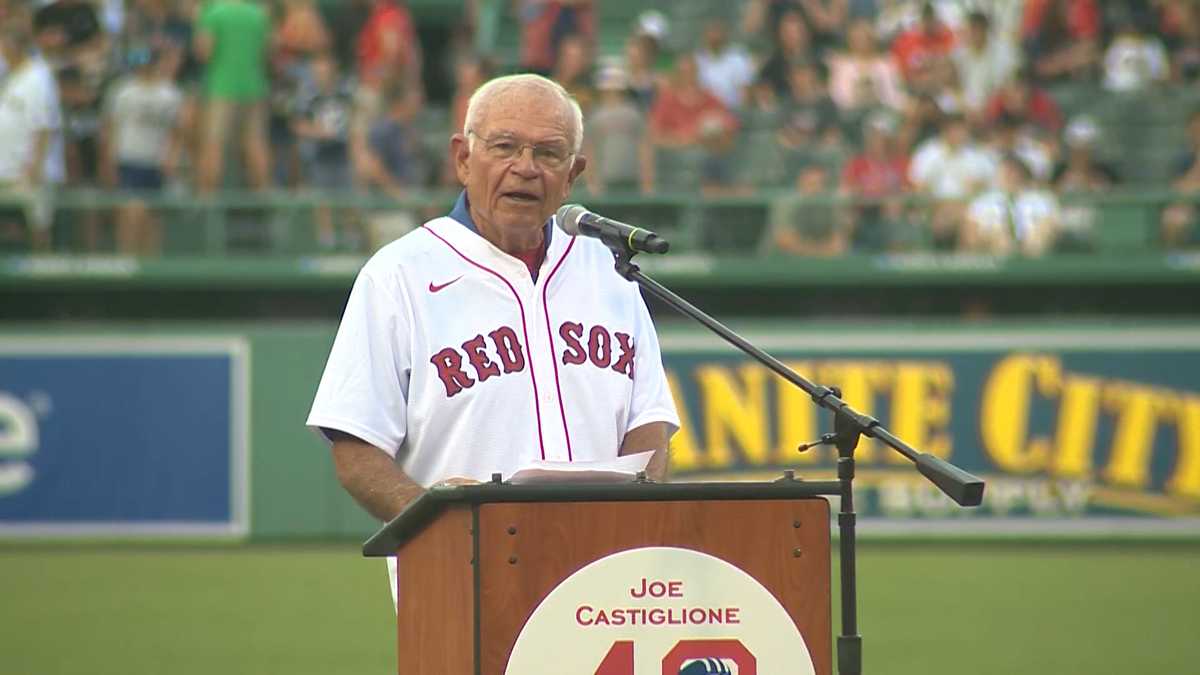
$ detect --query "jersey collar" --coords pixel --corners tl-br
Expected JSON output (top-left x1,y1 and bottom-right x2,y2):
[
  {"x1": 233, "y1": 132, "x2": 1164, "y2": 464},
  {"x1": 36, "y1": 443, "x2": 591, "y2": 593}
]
[
  {"x1": 447, "y1": 190, "x2": 553, "y2": 252},
  {"x1": 435, "y1": 190, "x2": 567, "y2": 284}
]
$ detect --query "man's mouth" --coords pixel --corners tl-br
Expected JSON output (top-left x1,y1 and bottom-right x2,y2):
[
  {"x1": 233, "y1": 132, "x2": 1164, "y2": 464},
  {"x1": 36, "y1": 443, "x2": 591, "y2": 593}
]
[{"x1": 501, "y1": 191, "x2": 540, "y2": 204}]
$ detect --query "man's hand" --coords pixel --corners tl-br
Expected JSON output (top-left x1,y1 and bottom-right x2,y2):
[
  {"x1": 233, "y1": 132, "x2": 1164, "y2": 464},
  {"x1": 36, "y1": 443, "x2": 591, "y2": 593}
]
[
  {"x1": 620, "y1": 422, "x2": 673, "y2": 483},
  {"x1": 431, "y1": 476, "x2": 482, "y2": 488}
]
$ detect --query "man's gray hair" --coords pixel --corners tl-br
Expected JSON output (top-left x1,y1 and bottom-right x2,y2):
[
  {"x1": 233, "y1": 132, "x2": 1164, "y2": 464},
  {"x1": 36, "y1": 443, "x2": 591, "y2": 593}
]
[{"x1": 463, "y1": 73, "x2": 584, "y2": 153}]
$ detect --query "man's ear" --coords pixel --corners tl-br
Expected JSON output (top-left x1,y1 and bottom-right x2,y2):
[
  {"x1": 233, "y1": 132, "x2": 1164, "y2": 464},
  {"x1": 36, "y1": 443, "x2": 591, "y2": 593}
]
[
  {"x1": 565, "y1": 154, "x2": 587, "y2": 191},
  {"x1": 450, "y1": 133, "x2": 470, "y2": 185}
]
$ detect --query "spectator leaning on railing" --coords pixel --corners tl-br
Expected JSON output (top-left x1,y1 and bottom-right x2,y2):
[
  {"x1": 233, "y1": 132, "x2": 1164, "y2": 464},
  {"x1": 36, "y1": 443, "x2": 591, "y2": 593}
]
[
  {"x1": 292, "y1": 53, "x2": 355, "y2": 252},
  {"x1": 583, "y1": 65, "x2": 648, "y2": 196},
  {"x1": 840, "y1": 112, "x2": 914, "y2": 252},
  {"x1": 193, "y1": 0, "x2": 271, "y2": 192},
  {"x1": 1160, "y1": 109, "x2": 1200, "y2": 250},
  {"x1": 1053, "y1": 115, "x2": 1118, "y2": 252},
  {"x1": 100, "y1": 46, "x2": 185, "y2": 256},
  {"x1": 0, "y1": 26, "x2": 63, "y2": 252},
  {"x1": 909, "y1": 113, "x2": 997, "y2": 249},
  {"x1": 765, "y1": 163, "x2": 845, "y2": 257},
  {"x1": 963, "y1": 153, "x2": 1061, "y2": 257}
]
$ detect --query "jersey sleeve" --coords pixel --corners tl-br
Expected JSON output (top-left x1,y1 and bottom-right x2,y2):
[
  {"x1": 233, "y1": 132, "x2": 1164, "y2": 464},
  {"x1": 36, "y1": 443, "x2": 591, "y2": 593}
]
[
  {"x1": 306, "y1": 264, "x2": 413, "y2": 457},
  {"x1": 625, "y1": 288, "x2": 680, "y2": 437}
]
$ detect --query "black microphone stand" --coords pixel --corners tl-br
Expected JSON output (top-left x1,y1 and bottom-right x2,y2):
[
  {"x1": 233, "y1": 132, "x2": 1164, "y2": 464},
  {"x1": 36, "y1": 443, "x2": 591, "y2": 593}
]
[{"x1": 606, "y1": 241, "x2": 986, "y2": 675}]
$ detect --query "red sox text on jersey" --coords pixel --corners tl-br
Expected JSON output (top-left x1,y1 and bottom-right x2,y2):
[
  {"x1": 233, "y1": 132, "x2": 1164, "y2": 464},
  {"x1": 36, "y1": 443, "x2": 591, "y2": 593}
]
[{"x1": 431, "y1": 322, "x2": 635, "y2": 397}]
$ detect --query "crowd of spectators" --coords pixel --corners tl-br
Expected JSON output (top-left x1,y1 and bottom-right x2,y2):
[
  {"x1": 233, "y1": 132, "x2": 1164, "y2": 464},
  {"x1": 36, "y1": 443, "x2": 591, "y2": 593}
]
[{"x1": 1, "y1": 0, "x2": 1199, "y2": 256}]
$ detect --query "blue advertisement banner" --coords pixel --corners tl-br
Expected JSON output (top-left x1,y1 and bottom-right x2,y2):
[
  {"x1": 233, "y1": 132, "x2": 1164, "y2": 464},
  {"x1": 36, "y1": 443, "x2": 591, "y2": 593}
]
[
  {"x1": 0, "y1": 338, "x2": 248, "y2": 537},
  {"x1": 659, "y1": 326, "x2": 1200, "y2": 536}
]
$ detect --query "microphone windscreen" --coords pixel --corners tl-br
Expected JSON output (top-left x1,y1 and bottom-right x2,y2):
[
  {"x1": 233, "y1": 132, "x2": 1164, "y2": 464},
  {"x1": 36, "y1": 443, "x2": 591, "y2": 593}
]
[{"x1": 556, "y1": 204, "x2": 588, "y2": 235}]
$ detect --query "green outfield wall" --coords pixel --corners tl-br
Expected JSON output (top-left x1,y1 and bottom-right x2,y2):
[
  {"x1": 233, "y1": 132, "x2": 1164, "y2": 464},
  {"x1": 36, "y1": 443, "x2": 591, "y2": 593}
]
[{"x1": 2, "y1": 321, "x2": 1199, "y2": 540}]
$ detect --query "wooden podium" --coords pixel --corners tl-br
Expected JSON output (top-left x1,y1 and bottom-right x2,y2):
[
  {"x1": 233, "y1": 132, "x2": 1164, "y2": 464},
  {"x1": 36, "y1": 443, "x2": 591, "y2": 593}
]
[{"x1": 364, "y1": 480, "x2": 835, "y2": 674}]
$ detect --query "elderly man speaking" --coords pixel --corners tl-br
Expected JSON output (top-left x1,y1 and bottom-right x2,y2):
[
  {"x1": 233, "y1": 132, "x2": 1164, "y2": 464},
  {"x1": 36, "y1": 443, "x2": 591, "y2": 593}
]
[{"x1": 307, "y1": 74, "x2": 680, "y2": 607}]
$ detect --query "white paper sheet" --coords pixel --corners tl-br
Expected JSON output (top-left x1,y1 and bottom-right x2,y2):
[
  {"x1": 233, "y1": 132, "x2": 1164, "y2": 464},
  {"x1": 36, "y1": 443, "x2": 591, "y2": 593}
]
[{"x1": 507, "y1": 451, "x2": 655, "y2": 485}]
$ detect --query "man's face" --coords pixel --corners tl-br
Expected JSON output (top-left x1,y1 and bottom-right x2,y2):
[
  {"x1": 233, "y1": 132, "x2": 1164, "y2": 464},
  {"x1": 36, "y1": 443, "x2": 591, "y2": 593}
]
[
  {"x1": 945, "y1": 120, "x2": 969, "y2": 147},
  {"x1": 451, "y1": 86, "x2": 586, "y2": 244},
  {"x1": 676, "y1": 56, "x2": 698, "y2": 87},
  {"x1": 967, "y1": 22, "x2": 988, "y2": 49},
  {"x1": 865, "y1": 126, "x2": 888, "y2": 154},
  {"x1": 0, "y1": 38, "x2": 16, "y2": 65},
  {"x1": 313, "y1": 58, "x2": 335, "y2": 90},
  {"x1": 703, "y1": 21, "x2": 727, "y2": 51},
  {"x1": 779, "y1": 13, "x2": 807, "y2": 51}
]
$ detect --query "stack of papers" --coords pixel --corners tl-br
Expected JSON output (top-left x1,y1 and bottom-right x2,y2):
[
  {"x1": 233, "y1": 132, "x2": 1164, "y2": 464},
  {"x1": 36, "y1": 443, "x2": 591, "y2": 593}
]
[{"x1": 507, "y1": 451, "x2": 655, "y2": 485}]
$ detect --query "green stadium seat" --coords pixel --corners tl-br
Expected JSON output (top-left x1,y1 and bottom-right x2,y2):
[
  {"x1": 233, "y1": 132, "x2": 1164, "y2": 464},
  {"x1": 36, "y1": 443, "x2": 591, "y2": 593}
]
[
  {"x1": 1088, "y1": 201, "x2": 1155, "y2": 252},
  {"x1": 781, "y1": 146, "x2": 847, "y2": 186},
  {"x1": 1047, "y1": 82, "x2": 1097, "y2": 119},
  {"x1": 697, "y1": 202, "x2": 771, "y2": 253},
  {"x1": 735, "y1": 134, "x2": 786, "y2": 188},
  {"x1": 654, "y1": 146, "x2": 706, "y2": 192}
]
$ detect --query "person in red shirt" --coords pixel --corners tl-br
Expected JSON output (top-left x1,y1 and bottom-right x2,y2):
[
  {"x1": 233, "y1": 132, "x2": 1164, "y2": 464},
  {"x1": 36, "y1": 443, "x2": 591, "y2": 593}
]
[
  {"x1": 841, "y1": 113, "x2": 914, "y2": 251},
  {"x1": 984, "y1": 68, "x2": 1063, "y2": 134},
  {"x1": 518, "y1": 0, "x2": 595, "y2": 74},
  {"x1": 646, "y1": 55, "x2": 739, "y2": 192},
  {"x1": 890, "y1": 2, "x2": 956, "y2": 94},
  {"x1": 648, "y1": 55, "x2": 738, "y2": 147},
  {"x1": 1021, "y1": 0, "x2": 1101, "y2": 81},
  {"x1": 357, "y1": 0, "x2": 421, "y2": 87}
]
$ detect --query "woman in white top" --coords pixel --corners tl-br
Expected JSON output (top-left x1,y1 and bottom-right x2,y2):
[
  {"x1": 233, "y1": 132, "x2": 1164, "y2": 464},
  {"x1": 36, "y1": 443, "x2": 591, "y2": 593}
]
[
  {"x1": 827, "y1": 18, "x2": 907, "y2": 111},
  {"x1": 964, "y1": 154, "x2": 1061, "y2": 256}
]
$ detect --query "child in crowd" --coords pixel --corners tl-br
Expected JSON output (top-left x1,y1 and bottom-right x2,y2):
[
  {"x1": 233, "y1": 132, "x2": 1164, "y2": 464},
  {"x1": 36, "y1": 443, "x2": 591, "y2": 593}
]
[
  {"x1": 584, "y1": 65, "x2": 647, "y2": 195},
  {"x1": 101, "y1": 46, "x2": 185, "y2": 255}
]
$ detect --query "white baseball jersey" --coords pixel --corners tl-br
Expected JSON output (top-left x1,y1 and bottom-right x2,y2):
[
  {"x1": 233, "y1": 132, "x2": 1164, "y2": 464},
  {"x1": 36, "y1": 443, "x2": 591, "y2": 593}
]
[
  {"x1": 306, "y1": 194, "x2": 681, "y2": 605},
  {"x1": 308, "y1": 200, "x2": 680, "y2": 475}
]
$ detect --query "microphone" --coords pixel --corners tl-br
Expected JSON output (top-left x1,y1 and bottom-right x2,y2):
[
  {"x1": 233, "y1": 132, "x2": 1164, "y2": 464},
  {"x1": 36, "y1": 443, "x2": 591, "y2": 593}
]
[{"x1": 556, "y1": 204, "x2": 670, "y2": 255}]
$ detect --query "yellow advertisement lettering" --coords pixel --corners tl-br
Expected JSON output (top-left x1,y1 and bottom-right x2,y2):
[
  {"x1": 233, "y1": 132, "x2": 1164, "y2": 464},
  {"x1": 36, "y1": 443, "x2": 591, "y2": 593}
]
[
  {"x1": 981, "y1": 354, "x2": 1061, "y2": 473},
  {"x1": 890, "y1": 362, "x2": 954, "y2": 461},
  {"x1": 1051, "y1": 375, "x2": 1102, "y2": 479},
  {"x1": 1167, "y1": 395, "x2": 1200, "y2": 499},
  {"x1": 1102, "y1": 384, "x2": 1169, "y2": 490},
  {"x1": 696, "y1": 364, "x2": 770, "y2": 467}
]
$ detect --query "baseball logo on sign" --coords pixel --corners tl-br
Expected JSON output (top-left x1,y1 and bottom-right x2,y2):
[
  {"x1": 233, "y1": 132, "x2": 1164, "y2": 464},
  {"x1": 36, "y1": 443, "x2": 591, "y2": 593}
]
[{"x1": 505, "y1": 547, "x2": 815, "y2": 674}]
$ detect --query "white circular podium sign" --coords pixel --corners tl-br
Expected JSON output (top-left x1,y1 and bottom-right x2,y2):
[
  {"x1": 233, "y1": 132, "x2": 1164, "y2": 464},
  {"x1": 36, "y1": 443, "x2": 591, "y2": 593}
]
[{"x1": 505, "y1": 546, "x2": 815, "y2": 675}]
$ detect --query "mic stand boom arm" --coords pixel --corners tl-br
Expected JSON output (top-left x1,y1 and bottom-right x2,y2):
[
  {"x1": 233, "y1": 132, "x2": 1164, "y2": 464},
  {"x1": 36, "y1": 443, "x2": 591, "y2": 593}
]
[{"x1": 608, "y1": 244, "x2": 985, "y2": 675}]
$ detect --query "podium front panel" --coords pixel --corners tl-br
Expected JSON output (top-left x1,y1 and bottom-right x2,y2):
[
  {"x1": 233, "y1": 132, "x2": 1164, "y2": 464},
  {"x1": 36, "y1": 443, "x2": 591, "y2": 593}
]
[
  {"x1": 476, "y1": 497, "x2": 831, "y2": 674},
  {"x1": 394, "y1": 504, "x2": 474, "y2": 674}
]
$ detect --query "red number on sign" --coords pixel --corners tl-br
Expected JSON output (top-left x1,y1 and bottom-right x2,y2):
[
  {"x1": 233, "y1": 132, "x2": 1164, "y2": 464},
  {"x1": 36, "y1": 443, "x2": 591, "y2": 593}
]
[
  {"x1": 592, "y1": 639, "x2": 755, "y2": 674},
  {"x1": 593, "y1": 640, "x2": 634, "y2": 675},
  {"x1": 662, "y1": 639, "x2": 756, "y2": 675}
]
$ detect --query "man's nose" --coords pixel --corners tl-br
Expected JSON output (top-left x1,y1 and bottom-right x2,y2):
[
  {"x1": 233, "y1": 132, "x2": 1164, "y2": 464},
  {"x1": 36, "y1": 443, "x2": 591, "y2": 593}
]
[{"x1": 510, "y1": 146, "x2": 541, "y2": 175}]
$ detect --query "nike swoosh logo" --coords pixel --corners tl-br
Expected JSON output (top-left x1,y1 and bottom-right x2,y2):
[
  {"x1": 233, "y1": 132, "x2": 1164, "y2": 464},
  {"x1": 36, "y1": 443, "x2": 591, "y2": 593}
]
[{"x1": 428, "y1": 276, "x2": 464, "y2": 293}]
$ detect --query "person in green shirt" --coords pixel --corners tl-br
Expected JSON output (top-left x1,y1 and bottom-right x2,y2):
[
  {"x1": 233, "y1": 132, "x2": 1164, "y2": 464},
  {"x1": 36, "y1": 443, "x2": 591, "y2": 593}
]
[{"x1": 193, "y1": 0, "x2": 271, "y2": 192}]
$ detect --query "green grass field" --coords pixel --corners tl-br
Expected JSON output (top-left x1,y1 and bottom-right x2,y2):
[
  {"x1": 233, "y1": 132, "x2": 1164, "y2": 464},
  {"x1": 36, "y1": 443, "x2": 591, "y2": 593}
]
[{"x1": 2, "y1": 543, "x2": 1198, "y2": 674}]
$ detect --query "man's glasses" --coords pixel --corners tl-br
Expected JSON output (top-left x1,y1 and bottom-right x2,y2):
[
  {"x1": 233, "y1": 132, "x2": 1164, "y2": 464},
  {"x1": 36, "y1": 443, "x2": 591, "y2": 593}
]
[{"x1": 467, "y1": 130, "x2": 574, "y2": 170}]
